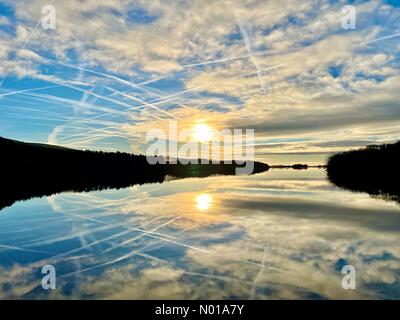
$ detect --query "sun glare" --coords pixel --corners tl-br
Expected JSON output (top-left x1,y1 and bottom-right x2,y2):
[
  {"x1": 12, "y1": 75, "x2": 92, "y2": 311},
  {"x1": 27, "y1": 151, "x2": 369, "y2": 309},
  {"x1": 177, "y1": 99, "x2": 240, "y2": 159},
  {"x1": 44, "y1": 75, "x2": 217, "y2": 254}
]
[
  {"x1": 195, "y1": 194, "x2": 213, "y2": 211},
  {"x1": 193, "y1": 124, "x2": 213, "y2": 142}
]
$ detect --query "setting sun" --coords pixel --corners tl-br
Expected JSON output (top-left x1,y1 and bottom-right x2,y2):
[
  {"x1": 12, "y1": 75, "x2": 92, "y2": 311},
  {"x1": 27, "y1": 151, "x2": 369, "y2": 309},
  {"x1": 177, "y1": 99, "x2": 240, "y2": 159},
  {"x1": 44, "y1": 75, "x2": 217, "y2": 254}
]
[
  {"x1": 195, "y1": 194, "x2": 213, "y2": 211},
  {"x1": 193, "y1": 124, "x2": 213, "y2": 142}
]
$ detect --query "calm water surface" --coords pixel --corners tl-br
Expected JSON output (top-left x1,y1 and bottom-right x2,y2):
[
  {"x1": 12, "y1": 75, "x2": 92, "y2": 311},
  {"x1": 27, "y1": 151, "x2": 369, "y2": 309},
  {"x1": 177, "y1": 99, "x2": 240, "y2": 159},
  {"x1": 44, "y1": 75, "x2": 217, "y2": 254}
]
[{"x1": 0, "y1": 169, "x2": 399, "y2": 299}]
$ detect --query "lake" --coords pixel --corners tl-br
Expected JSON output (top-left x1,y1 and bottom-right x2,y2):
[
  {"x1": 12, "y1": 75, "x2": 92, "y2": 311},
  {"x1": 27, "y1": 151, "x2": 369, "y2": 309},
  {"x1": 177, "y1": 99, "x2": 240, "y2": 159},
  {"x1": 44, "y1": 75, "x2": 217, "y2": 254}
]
[{"x1": 0, "y1": 168, "x2": 399, "y2": 299}]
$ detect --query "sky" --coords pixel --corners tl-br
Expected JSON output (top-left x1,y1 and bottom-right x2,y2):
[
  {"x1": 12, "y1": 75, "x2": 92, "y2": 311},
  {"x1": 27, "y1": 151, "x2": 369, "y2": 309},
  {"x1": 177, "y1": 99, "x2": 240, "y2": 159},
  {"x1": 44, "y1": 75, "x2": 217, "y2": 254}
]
[{"x1": 0, "y1": 0, "x2": 399, "y2": 164}]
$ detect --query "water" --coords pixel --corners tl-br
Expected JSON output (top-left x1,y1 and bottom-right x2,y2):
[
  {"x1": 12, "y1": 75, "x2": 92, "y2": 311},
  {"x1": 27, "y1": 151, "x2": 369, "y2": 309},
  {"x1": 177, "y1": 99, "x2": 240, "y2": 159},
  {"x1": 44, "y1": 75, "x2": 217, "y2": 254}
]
[{"x1": 0, "y1": 169, "x2": 399, "y2": 299}]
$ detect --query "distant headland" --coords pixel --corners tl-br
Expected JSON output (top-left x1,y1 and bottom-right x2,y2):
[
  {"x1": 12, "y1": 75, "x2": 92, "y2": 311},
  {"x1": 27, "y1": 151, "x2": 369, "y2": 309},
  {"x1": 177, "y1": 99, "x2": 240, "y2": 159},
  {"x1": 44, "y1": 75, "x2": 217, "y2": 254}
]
[{"x1": 0, "y1": 137, "x2": 269, "y2": 210}]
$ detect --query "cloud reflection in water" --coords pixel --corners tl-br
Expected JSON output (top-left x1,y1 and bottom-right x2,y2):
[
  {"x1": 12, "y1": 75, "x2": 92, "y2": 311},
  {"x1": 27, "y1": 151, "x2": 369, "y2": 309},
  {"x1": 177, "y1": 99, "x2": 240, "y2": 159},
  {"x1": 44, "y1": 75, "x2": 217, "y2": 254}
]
[{"x1": 0, "y1": 169, "x2": 399, "y2": 299}]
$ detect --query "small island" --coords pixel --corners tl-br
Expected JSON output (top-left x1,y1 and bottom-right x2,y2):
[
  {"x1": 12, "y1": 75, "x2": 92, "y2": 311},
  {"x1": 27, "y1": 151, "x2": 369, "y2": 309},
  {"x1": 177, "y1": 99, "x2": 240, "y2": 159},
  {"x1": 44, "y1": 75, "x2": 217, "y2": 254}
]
[{"x1": 269, "y1": 164, "x2": 326, "y2": 170}]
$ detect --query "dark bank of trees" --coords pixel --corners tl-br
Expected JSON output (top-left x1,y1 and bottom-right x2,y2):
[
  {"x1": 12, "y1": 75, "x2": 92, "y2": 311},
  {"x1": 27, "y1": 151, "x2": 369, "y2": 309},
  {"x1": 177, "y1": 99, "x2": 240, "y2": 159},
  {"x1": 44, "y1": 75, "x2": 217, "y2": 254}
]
[
  {"x1": 327, "y1": 141, "x2": 400, "y2": 203},
  {"x1": 0, "y1": 137, "x2": 269, "y2": 210}
]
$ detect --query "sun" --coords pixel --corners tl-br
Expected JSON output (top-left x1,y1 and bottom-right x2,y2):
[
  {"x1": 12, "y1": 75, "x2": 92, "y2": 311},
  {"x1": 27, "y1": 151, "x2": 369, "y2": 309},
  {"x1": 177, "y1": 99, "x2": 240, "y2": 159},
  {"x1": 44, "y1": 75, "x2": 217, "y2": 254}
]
[
  {"x1": 195, "y1": 194, "x2": 213, "y2": 211},
  {"x1": 193, "y1": 123, "x2": 213, "y2": 142}
]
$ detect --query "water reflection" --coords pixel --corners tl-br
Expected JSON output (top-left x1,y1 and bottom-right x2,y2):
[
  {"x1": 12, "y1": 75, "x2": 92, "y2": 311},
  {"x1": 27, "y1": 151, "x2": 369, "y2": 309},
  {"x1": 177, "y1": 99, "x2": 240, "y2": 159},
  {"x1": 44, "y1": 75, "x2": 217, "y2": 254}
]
[
  {"x1": 0, "y1": 169, "x2": 399, "y2": 299},
  {"x1": 195, "y1": 194, "x2": 213, "y2": 211}
]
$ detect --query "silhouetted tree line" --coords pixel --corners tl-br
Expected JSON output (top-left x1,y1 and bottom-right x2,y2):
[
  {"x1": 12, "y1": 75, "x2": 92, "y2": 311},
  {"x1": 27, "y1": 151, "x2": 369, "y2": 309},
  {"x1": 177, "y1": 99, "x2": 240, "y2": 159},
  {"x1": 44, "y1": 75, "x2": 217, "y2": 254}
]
[
  {"x1": 327, "y1": 141, "x2": 400, "y2": 203},
  {"x1": 0, "y1": 137, "x2": 269, "y2": 210}
]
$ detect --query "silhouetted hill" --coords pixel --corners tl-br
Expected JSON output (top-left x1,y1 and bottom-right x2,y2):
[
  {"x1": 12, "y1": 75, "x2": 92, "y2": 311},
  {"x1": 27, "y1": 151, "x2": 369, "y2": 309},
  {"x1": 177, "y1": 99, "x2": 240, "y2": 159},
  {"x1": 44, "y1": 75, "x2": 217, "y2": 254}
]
[
  {"x1": 327, "y1": 141, "x2": 400, "y2": 203},
  {"x1": 0, "y1": 137, "x2": 269, "y2": 210}
]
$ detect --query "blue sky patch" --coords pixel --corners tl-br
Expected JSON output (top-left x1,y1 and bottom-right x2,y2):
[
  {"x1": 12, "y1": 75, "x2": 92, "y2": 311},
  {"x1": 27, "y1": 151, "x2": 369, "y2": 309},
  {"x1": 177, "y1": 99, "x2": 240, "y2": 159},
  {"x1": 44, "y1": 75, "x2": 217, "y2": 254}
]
[{"x1": 126, "y1": 7, "x2": 158, "y2": 25}]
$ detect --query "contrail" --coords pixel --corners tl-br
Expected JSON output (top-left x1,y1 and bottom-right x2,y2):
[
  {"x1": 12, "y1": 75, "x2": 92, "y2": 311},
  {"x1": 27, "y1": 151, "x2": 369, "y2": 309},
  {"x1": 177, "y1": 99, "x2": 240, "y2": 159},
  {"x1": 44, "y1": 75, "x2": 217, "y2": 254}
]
[
  {"x1": 0, "y1": 84, "x2": 60, "y2": 97},
  {"x1": 22, "y1": 90, "x2": 133, "y2": 119},
  {"x1": 60, "y1": 61, "x2": 285, "y2": 140},
  {"x1": 60, "y1": 62, "x2": 287, "y2": 143},
  {"x1": 103, "y1": 85, "x2": 180, "y2": 119},
  {"x1": 182, "y1": 53, "x2": 254, "y2": 68},
  {"x1": 35, "y1": 78, "x2": 164, "y2": 120},
  {"x1": 0, "y1": 243, "x2": 51, "y2": 254},
  {"x1": 5, "y1": 52, "x2": 284, "y2": 149},
  {"x1": 359, "y1": 32, "x2": 400, "y2": 46},
  {"x1": 102, "y1": 216, "x2": 182, "y2": 254},
  {"x1": 123, "y1": 63, "x2": 287, "y2": 114},
  {"x1": 42, "y1": 55, "x2": 196, "y2": 113},
  {"x1": 238, "y1": 23, "x2": 267, "y2": 93},
  {"x1": 41, "y1": 55, "x2": 189, "y2": 112},
  {"x1": 47, "y1": 229, "x2": 135, "y2": 262}
]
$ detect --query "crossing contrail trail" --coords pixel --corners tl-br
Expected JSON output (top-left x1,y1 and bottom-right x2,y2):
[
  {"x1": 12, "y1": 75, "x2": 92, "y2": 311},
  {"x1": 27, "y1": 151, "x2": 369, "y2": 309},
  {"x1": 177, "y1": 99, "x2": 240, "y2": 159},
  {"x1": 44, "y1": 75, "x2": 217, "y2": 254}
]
[
  {"x1": 103, "y1": 85, "x2": 180, "y2": 119},
  {"x1": 40, "y1": 54, "x2": 196, "y2": 114},
  {"x1": 238, "y1": 23, "x2": 267, "y2": 94}
]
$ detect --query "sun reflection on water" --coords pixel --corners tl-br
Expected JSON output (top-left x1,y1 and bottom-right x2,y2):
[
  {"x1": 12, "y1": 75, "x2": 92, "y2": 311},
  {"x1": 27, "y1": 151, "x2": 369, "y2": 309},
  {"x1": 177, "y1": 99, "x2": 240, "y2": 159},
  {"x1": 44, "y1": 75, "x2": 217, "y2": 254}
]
[{"x1": 195, "y1": 193, "x2": 212, "y2": 211}]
